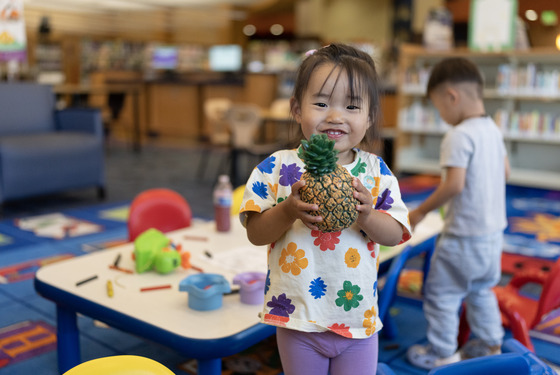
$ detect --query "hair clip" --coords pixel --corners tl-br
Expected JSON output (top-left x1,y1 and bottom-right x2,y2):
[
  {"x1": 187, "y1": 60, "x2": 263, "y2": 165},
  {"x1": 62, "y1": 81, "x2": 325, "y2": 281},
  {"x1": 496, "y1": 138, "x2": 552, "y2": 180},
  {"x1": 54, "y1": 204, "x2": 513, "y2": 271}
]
[{"x1": 305, "y1": 49, "x2": 317, "y2": 57}]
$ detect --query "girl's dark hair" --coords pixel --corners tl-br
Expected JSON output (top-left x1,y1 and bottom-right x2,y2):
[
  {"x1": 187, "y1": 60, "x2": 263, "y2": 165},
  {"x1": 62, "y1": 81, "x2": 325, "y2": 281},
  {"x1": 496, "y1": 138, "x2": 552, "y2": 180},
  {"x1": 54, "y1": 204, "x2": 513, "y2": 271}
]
[
  {"x1": 427, "y1": 57, "x2": 484, "y2": 97},
  {"x1": 289, "y1": 44, "x2": 382, "y2": 152}
]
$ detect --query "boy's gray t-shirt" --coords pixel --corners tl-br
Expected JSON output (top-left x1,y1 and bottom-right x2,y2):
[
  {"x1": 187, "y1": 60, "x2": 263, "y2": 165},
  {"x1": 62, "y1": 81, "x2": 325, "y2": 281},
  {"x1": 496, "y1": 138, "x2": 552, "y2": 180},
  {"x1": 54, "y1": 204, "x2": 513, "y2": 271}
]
[{"x1": 440, "y1": 116, "x2": 507, "y2": 236}]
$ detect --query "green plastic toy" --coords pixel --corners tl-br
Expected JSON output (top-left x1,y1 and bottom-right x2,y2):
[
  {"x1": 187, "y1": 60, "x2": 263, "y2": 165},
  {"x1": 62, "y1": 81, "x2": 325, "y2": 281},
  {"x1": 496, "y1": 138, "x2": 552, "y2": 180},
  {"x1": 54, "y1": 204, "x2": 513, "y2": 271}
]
[{"x1": 134, "y1": 228, "x2": 188, "y2": 274}]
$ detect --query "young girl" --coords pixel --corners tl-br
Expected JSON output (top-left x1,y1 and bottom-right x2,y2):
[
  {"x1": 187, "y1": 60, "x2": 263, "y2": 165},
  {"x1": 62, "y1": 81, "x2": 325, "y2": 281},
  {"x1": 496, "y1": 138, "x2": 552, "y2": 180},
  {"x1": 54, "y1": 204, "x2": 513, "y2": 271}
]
[{"x1": 239, "y1": 44, "x2": 411, "y2": 375}]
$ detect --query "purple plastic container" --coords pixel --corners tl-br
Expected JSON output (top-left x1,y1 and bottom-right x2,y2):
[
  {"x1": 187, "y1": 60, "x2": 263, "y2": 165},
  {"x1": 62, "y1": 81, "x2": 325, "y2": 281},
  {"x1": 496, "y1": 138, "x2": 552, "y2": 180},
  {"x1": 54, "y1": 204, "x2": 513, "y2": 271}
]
[{"x1": 232, "y1": 271, "x2": 266, "y2": 305}]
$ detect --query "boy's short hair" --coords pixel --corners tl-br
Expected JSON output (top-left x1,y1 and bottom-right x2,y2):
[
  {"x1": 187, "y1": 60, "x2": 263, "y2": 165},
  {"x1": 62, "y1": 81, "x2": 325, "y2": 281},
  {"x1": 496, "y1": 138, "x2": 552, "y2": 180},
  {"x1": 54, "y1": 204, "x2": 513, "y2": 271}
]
[{"x1": 427, "y1": 57, "x2": 484, "y2": 97}]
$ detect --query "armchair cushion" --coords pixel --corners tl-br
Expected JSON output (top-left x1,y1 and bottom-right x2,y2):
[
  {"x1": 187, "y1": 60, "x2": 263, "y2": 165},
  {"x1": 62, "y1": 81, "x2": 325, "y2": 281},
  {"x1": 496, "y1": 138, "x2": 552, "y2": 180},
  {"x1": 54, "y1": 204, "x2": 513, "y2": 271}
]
[
  {"x1": 0, "y1": 132, "x2": 104, "y2": 200},
  {"x1": 56, "y1": 108, "x2": 104, "y2": 136},
  {"x1": 0, "y1": 83, "x2": 105, "y2": 203},
  {"x1": 0, "y1": 82, "x2": 55, "y2": 135}
]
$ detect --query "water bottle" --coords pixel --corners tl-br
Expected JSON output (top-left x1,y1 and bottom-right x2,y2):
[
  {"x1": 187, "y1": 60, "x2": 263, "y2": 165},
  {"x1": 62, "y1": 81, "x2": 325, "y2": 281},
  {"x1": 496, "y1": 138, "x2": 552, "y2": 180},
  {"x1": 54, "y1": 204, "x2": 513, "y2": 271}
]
[{"x1": 214, "y1": 174, "x2": 233, "y2": 232}]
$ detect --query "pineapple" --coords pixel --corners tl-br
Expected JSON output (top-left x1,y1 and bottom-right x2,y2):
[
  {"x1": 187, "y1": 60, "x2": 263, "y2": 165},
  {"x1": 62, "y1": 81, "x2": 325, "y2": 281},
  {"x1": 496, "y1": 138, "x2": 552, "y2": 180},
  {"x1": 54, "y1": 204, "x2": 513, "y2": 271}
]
[{"x1": 298, "y1": 134, "x2": 358, "y2": 232}]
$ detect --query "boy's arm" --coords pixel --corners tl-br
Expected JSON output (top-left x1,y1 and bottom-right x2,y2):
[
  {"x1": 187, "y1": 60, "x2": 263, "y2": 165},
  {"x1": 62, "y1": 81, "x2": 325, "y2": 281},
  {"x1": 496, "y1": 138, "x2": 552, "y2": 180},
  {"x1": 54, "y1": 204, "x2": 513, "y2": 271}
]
[
  {"x1": 409, "y1": 166, "x2": 466, "y2": 228},
  {"x1": 505, "y1": 155, "x2": 511, "y2": 180}
]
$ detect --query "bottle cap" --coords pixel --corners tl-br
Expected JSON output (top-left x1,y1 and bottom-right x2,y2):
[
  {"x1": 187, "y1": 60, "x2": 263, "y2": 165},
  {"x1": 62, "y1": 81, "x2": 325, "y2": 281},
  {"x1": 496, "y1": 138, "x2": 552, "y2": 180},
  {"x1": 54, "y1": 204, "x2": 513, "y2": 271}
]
[{"x1": 218, "y1": 175, "x2": 230, "y2": 183}]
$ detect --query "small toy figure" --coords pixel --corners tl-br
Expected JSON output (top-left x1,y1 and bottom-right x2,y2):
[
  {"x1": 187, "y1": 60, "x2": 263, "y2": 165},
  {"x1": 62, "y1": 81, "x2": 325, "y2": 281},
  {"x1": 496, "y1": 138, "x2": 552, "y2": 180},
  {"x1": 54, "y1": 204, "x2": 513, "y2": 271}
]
[{"x1": 133, "y1": 228, "x2": 191, "y2": 274}]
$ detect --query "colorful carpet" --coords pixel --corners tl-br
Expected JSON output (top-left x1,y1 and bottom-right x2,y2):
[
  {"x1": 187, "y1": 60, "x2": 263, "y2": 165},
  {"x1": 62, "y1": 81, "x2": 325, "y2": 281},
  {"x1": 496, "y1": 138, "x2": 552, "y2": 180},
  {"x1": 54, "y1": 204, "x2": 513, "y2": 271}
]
[
  {"x1": 0, "y1": 201, "x2": 132, "y2": 375},
  {"x1": 0, "y1": 180, "x2": 559, "y2": 374}
]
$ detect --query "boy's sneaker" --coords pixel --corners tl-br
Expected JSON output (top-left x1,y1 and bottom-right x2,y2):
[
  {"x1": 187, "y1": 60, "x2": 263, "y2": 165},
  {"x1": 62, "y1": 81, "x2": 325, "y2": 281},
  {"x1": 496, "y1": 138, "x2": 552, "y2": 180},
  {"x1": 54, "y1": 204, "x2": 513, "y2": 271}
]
[
  {"x1": 460, "y1": 339, "x2": 501, "y2": 359},
  {"x1": 406, "y1": 344, "x2": 462, "y2": 370}
]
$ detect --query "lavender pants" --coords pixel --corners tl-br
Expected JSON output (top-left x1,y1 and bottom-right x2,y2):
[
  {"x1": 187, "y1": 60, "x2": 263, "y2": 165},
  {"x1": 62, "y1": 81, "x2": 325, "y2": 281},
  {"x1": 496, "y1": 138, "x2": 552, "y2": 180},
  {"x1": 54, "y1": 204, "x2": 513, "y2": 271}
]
[{"x1": 276, "y1": 328, "x2": 378, "y2": 375}]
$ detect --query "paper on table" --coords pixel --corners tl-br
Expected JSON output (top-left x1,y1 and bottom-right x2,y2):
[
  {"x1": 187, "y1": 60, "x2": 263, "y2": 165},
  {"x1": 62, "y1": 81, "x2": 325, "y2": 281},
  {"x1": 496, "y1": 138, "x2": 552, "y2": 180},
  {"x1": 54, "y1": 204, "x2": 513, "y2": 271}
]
[{"x1": 201, "y1": 245, "x2": 268, "y2": 278}]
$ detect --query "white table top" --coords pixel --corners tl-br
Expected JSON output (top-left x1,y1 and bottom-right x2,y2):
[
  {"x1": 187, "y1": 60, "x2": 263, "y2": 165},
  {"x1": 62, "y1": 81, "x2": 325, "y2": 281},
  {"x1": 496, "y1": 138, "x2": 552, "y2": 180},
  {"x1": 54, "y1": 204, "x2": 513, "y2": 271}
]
[{"x1": 36, "y1": 212, "x2": 443, "y2": 341}]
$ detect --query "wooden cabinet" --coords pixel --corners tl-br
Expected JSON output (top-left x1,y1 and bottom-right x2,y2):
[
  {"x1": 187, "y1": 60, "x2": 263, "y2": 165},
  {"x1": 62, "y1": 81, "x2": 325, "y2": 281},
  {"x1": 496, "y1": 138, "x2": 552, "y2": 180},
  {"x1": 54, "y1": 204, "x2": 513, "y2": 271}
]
[
  {"x1": 87, "y1": 71, "x2": 146, "y2": 138},
  {"x1": 145, "y1": 74, "x2": 277, "y2": 140},
  {"x1": 395, "y1": 44, "x2": 560, "y2": 190},
  {"x1": 146, "y1": 83, "x2": 200, "y2": 139},
  {"x1": 243, "y1": 73, "x2": 278, "y2": 108}
]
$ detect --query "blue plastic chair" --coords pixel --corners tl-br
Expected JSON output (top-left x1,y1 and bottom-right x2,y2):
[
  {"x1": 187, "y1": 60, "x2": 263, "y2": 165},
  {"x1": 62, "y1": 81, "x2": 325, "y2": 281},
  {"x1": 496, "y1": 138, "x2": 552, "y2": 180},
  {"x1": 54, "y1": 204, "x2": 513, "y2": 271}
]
[
  {"x1": 428, "y1": 338, "x2": 556, "y2": 375},
  {"x1": 378, "y1": 235, "x2": 437, "y2": 339}
]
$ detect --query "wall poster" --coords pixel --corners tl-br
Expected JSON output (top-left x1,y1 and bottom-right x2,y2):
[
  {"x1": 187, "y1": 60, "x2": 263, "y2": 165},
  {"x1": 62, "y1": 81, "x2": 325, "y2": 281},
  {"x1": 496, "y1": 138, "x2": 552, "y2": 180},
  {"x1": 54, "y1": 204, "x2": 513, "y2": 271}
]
[
  {"x1": 0, "y1": 0, "x2": 26, "y2": 62},
  {"x1": 468, "y1": 0, "x2": 518, "y2": 51}
]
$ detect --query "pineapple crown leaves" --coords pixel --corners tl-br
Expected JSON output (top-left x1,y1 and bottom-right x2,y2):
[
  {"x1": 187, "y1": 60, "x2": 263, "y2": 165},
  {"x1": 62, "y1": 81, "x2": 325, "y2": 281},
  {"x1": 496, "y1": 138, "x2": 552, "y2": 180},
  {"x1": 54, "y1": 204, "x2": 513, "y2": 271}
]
[{"x1": 298, "y1": 134, "x2": 339, "y2": 177}]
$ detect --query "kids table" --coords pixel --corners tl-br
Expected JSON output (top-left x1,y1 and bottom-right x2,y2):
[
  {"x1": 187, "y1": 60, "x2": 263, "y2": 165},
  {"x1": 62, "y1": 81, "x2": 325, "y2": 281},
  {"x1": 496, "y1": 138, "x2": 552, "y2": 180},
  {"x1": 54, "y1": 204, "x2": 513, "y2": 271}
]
[{"x1": 35, "y1": 213, "x2": 443, "y2": 374}]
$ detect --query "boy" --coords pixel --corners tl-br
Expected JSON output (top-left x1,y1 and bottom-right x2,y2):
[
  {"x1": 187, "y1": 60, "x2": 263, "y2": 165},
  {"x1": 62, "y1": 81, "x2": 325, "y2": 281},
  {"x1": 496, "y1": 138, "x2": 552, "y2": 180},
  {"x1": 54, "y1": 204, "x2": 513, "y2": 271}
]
[{"x1": 406, "y1": 57, "x2": 510, "y2": 370}]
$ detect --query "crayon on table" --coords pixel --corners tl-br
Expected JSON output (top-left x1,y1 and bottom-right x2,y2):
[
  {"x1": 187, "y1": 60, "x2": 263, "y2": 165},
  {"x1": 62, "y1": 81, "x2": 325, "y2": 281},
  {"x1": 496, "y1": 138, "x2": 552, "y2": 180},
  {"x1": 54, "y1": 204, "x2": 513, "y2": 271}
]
[
  {"x1": 75, "y1": 275, "x2": 98, "y2": 287},
  {"x1": 113, "y1": 253, "x2": 122, "y2": 267},
  {"x1": 107, "y1": 280, "x2": 114, "y2": 297},
  {"x1": 140, "y1": 284, "x2": 172, "y2": 292}
]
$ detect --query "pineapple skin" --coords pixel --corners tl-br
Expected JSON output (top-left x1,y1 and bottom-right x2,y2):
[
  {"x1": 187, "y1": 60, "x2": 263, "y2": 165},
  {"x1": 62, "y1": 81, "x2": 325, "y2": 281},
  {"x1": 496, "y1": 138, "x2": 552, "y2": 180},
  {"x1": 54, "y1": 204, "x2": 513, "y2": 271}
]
[{"x1": 300, "y1": 164, "x2": 359, "y2": 232}]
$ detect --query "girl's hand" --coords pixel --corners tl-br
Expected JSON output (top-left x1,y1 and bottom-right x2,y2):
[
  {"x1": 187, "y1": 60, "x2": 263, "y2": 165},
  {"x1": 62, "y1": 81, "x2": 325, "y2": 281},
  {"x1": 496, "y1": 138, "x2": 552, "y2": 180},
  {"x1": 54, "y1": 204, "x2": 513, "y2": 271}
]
[
  {"x1": 353, "y1": 178, "x2": 374, "y2": 222},
  {"x1": 285, "y1": 179, "x2": 322, "y2": 231}
]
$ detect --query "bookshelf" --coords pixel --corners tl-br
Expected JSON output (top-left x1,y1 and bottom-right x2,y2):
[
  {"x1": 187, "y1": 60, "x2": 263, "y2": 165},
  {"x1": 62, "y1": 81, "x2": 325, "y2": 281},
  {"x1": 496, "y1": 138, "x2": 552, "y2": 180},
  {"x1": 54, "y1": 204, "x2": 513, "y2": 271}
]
[{"x1": 395, "y1": 44, "x2": 560, "y2": 190}]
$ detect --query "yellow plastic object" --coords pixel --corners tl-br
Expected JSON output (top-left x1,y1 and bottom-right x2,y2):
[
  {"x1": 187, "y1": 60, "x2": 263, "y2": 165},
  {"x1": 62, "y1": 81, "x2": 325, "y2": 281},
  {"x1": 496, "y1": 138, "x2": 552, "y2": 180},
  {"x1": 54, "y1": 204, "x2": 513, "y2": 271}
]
[
  {"x1": 231, "y1": 184, "x2": 246, "y2": 216},
  {"x1": 63, "y1": 355, "x2": 175, "y2": 375}
]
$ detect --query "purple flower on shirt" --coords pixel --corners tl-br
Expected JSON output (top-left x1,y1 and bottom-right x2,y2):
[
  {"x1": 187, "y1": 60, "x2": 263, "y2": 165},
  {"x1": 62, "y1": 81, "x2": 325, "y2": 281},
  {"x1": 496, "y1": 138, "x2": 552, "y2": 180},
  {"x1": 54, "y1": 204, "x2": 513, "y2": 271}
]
[
  {"x1": 375, "y1": 189, "x2": 394, "y2": 210},
  {"x1": 279, "y1": 163, "x2": 302, "y2": 186},
  {"x1": 267, "y1": 293, "x2": 295, "y2": 317},
  {"x1": 257, "y1": 156, "x2": 276, "y2": 174},
  {"x1": 252, "y1": 181, "x2": 268, "y2": 199}
]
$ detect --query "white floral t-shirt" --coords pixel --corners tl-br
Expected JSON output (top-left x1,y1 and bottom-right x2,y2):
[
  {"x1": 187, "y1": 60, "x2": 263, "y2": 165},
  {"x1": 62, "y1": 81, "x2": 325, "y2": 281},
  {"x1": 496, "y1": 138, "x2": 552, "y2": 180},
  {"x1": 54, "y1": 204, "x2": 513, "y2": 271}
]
[{"x1": 240, "y1": 148, "x2": 411, "y2": 339}]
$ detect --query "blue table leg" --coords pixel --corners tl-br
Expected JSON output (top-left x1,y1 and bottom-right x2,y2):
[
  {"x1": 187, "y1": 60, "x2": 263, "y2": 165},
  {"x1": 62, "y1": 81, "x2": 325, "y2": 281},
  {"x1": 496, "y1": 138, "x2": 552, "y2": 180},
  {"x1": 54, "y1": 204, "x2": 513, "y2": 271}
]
[
  {"x1": 56, "y1": 304, "x2": 81, "y2": 374},
  {"x1": 197, "y1": 358, "x2": 222, "y2": 374}
]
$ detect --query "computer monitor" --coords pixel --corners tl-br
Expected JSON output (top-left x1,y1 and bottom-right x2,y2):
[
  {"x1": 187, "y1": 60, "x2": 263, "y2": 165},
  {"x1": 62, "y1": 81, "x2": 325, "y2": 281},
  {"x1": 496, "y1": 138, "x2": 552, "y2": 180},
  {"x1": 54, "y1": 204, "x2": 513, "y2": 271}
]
[
  {"x1": 151, "y1": 46, "x2": 179, "y2": 70},
  {"x1": 208, "y1": 44, "x2": 243, "y2": 72}
]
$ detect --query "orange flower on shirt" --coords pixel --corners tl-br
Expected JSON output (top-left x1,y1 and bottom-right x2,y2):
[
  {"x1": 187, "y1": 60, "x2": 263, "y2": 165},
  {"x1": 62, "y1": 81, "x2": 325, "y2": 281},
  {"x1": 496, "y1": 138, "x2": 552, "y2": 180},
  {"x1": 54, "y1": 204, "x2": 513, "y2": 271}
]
[
  {"x1": 370, "y1": 177, "x2": 380, "y2": 207},
  {"x1": 363, "y1": 306, "x2": 377, "y2": 336},
  {"x1": 240, "y1": 199, "x2": 260, "y2": 213},
  {"x1": 268, "y1": 182, "x2": 278, "y2": 196},
  {"x1": 344, "y1": 248, "x2": 361, "y2": 268},
  {"x1": 279, "y1": 242, "x2": 308, "y2": 276}
]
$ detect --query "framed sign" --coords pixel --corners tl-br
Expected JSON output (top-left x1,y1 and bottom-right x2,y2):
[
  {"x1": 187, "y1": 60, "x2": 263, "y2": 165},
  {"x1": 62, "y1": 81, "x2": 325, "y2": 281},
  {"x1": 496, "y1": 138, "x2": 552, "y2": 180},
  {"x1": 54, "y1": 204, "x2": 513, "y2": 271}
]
[
  {"x1": 468, "y1": 0, "x2": 518, "y2": 51},
  {"x1": 0, "y1": 0, "x2": 26, "y2": 61}
]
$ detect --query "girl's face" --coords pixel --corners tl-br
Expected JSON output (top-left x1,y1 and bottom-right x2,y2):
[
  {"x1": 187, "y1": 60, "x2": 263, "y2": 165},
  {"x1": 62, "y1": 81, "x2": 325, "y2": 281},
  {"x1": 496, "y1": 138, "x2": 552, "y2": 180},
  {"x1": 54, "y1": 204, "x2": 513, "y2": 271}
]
[{"x1": 292, "y1": 63, "x2": 371, "y2": 165}]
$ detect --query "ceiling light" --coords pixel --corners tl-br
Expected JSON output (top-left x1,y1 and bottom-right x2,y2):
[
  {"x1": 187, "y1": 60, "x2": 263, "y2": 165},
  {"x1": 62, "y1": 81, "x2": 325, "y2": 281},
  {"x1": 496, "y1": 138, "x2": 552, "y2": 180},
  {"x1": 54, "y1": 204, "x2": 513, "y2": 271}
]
[
  {"x1": 525, "y1": 9, "x2": 538, "y2": 21},
  {"x1": 243, "y1": 24, "x2": 256, "y2": 36},
  {"x1": 99, "y1": 0, "x2": 159, "y2": 11},
  {"x1": 270, "y1": 24, "x2": 283, "y2": 36}
]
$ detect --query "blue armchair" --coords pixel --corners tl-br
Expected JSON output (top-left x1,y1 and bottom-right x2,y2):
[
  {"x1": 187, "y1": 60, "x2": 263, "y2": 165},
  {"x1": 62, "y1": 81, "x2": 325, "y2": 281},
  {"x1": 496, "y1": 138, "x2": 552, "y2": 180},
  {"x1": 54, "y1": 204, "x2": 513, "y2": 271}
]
[{"x1": 0, "y1": 82, "x2": 105, "y2": 204}]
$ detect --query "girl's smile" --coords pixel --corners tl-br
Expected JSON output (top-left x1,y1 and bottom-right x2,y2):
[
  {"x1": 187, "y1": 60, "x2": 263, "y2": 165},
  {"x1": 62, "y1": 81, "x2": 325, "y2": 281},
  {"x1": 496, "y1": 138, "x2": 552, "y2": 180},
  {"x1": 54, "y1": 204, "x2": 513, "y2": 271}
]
[{"x1": 325, "y1": 129, "x2": 347, "y2": 139}]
